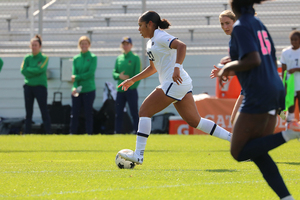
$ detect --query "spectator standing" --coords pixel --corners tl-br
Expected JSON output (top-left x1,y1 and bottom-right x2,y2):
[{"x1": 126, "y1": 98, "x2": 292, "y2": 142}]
[
  {"x1": 113, "y1": 37, "x2": 141, "y2": 133},
  {"x1": 20, "y1": 35, "x2": 52, "y2": 134},
  {"x1": 70, "y1": 36, "x2": 97, "y2": 135}
]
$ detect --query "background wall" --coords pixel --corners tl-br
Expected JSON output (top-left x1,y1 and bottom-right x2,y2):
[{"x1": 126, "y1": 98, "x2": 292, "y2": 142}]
[
  {"x1": 0, "y1": 0, "x2": 298, "y2": 124},
  {"x1": 0, "y1": 54, "x2": 224, "y2": 123}
]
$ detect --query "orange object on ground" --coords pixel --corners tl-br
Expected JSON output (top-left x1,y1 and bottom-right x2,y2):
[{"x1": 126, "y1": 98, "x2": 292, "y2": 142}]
[{"x1": 215, "y1": 76, "x2": 241, "y2": 99}]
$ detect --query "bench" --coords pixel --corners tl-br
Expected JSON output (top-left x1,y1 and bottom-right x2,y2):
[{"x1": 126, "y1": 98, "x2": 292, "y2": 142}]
[
  {"x1": 0, "y1": 2, "x2": 30, "y2": 18},
  {"x1": 97, "y1": 10, "x2": 300, "y2": 26},
  {"x1": 0, "y1": 14, "x2": 18, "y2": 31}
]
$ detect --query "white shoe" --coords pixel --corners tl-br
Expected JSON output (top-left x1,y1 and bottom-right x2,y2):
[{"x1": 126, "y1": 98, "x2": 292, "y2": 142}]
[
  {"x1": 281, "y1": 195, "x2": 295, "y2": 200},
  {"x1": 118, "y1": 150, "x2": 143, "y2": 165},
  {"x1": 282, "y1": 129, "x2": 300, "y2": 142}
]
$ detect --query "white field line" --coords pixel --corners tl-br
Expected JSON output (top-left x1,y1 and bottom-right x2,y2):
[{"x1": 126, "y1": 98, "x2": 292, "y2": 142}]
[
  {"x1": 0, "y1": 178, "x2": 299, "y2": 198},
  {"x1": 2, "y1": 169, "x2": 115, "y2": 174},
  {"x1": 1, "y1": 168, "x2": 296, "y2": 174}
]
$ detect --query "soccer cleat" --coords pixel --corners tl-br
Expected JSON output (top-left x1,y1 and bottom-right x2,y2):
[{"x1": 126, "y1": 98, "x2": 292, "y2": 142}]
[
  {"x1": 286, "y1": 120, "x2": 300, "y2": 132},
  {"x1": 118, "y1": 150, "x2": 143, "y2": 165},
  {"x1": 283, "y1": 128, "x2": 300, "y2": 142}
]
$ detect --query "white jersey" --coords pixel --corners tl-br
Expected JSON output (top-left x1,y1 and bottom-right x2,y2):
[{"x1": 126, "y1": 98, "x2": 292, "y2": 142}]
[
  {"x1": 146, "y1": 29, "x2": 192, "y2": 85},
  {"x1": 280, "y1": 46, "x2": 300, "y2": 91}
]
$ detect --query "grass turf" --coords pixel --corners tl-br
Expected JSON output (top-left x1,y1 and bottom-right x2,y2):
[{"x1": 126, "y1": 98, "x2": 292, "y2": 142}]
[{"x1": 0, "y1": 134, "x2": 299, "y2": 200}]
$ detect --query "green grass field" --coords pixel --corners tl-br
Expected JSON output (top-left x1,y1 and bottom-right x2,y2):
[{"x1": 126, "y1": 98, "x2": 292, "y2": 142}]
[{"x1": 0, "y1": 134, "x2": 299, "y2": 200}]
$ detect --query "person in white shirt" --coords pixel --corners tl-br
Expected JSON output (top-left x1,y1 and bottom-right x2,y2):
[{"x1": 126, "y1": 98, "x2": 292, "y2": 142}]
[
  {"x1": 118, "y1": 11, "x2": 232, "y2": 165},
  {"x1": 281, "y1": 30, "x2": 300, "y2": 123}
]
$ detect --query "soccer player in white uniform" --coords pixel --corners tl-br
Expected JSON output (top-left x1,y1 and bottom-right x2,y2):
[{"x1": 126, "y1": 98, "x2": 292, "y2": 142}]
[
  {"x1": 118, "y1": 11, "x2": 232, "y2": 165},
  {"x1": 280, "y1": 30, "x2": 300, "y2": 124}
]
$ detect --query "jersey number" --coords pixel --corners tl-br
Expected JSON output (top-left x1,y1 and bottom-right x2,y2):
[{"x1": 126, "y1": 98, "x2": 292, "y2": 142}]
[
  {"x1": 147, "y1": 51, "x2": 155, "y2": 61},
  {"x1": 257, "y1": 30, "x2": 271, "y2": 55}
]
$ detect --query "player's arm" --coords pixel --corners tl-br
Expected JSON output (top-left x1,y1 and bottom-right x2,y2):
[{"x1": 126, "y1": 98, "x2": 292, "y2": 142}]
[
  {"x1": 132, "y1": 60, "x2": 156, "y2": 81},
  {"x1": 170, "y1": 39, "x2": 186, "y2": 85},
  {"x1": 118, "y1": 61, "x2": 157, "y2": 91},
  {"x1": 25, "y1": 56, "x2": 48, "y2": 75},
  {"x1": 219, "y1": 51, "x2": 261, "y2": 74},
  {"x1": 170, "y1": 39, "x2": 186, "y2": 65},
  {"x1": 220, "y1": 25, "x2": 261, "y2": 76},
  {"x1": 218, "y1": 51, "x2": 260, "y2": 86},
  {"x1": 210, "y1": 65, "x2": 235, "y2": 79},
  {"x1": 20, "y1": 57, "x2": 36, "y2": 78},
  {"x1": 74, "y1": 56, "x2": 97, "y2": 81},
  {"x1": 288, "y1": 66, "x2": 300, "y2": 73}
]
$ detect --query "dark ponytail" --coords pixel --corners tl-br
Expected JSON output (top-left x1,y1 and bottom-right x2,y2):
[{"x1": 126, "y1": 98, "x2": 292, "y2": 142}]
[
  {"x1": 31, "y1": 34, "x2": 42, "y2": 46},
  {"x1": 158, "y1": 19, "x2": 171, "y2": 29},
  {"x1": 140, "y1": 11, "x2": 171, "y2": 30}
]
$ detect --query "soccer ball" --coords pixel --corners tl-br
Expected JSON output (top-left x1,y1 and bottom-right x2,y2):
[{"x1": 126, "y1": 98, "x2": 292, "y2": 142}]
[{"x1": 115, "y1": 149, "x2": 136, "y2": 169}]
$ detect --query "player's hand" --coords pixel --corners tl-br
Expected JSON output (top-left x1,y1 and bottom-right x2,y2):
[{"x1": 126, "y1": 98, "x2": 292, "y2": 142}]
[
  {"x1": 172, "y1": 67, "x2": 183, "y2": 85},
  {"x1": 71, "y1": 88, "x2": 77, "y2": 96},
  {"x1": 71, "y1": 75, "x2": 76, "y2": 83},
  {"x1": 211, "y1": 65, "x2": 228, "y2": 81},
  {"x1": 119, "y1": 71, "x2": 130, "y2": 80},
  {"x1": 217, "y1": 68, "x2": 230, "y2": 88},
  {"x1": 210, "y1": 65, "x2": 221, "y2": 79},
  {"x1": 118, "y1": 79, "x2": 135, "y2": 91}
]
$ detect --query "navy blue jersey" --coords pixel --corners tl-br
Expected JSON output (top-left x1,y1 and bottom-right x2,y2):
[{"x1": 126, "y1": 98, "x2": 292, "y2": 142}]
[{"x1": 230, "y1": 7, "x2": 285, "y2": 114}]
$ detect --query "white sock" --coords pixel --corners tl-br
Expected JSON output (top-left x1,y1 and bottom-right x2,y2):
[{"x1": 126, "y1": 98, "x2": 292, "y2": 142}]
[
  {"x1": 197, "y1": 118, "x2": 232, "y2": 142},
  {"x1": 135, "y1": 117, "x2": 151, "y2": 157},
  {"x1": 282, "y1": 129, "x2": 299, "y2": 142},
  {"x1": 282, "y1": 130, "x2": 290, "y2": 142},
  {"x1": 281, "y1": 195, "x2": 294, "y2": 200}
]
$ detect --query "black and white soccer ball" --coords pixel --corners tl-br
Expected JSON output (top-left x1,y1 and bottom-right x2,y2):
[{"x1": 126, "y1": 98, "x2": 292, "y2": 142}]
[{"x1": 115, "y1": 149, "x2": 136, "y2": 169}]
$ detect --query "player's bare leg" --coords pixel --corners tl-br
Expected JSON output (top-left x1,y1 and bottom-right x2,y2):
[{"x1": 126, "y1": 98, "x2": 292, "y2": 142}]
[
  {"x1": 174, "y1": 92, "x2": 232, "y2": 141},
  {"x1": 119, "y1": 88, "x2": 174, "y2": 164}
]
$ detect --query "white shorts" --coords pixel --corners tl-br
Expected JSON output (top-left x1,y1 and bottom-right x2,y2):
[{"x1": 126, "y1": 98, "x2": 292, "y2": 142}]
[{"x1": 157, "y1": 81, "x2": 193, "y2": 101}]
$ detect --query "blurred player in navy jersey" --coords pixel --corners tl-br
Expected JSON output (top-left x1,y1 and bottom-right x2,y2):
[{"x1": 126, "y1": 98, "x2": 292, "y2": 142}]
[{"x1": 218, "y1": 0, "x2": 299, "y2": 199}]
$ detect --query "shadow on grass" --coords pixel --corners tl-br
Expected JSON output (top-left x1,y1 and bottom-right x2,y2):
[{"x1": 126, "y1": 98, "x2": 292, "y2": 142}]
[
  {"x1": 155, "y1": 169, "x2": 237, "y2": 172},
  {"x1": 276, "y1": 162, "x2": 300, "y2": 166},
  {"x1": 147, "y1": 150, "x2": 229, "y2": 153}
]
